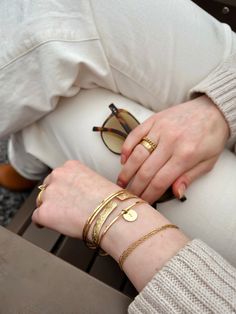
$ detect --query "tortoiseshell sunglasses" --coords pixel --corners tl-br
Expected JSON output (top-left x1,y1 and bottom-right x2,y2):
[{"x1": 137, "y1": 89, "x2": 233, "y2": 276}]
[
  {"x1": 92, "y1": 104, "x2": 178, "y2": 203},
  {"x1": 93, "y1": 104, "x2": 139, "y2": 154}
]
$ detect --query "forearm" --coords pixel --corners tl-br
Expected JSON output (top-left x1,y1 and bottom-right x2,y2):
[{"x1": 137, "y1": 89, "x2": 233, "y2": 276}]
[
  {"x1": 32, "y1": 161, "x2": 236, "y2": 313},
  {"x1": 94, "y1": 201, "x2": 188, "y2": 291},
  {"x1": 92, "y1": 198, "x2": 236, "y2": 313},
  {"x1": 85, "y1": 196, "x2": 236, "y2": 313}
]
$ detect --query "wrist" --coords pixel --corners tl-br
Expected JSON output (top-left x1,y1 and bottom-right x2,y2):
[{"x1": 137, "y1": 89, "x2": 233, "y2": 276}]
[
  {"x1": 201, "y1": 95, "x2": 230, "y2": 140},
  {"x1": 100, "y1": 202, "x2": 189, "y2": 290}
]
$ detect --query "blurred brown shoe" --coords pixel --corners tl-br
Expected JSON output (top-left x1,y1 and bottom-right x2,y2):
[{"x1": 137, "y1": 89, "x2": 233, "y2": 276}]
[{"x1": 0, "y1": 164, "x2": 37, "y2": 191}]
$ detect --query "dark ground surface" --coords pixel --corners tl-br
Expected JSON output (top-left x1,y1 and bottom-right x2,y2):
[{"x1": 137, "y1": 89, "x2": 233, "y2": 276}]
[{"x1": 0, "y1": 139, "x2": 30, "y2": 226}]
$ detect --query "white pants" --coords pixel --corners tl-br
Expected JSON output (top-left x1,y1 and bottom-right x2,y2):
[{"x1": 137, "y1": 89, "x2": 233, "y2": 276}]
[
  {"x1": 9, "y1": 88, "x2": 236, "y2": 267},
  {"x1": 5, "y1": 1, "x2": 236, "y2": 266}
]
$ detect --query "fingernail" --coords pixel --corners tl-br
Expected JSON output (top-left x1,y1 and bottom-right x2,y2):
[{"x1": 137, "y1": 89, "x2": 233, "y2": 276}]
[
  {"x1": 121, "y1": 154, "x2": 126, "y2": 165},
  {"x1": 178, "y1": 183, "x2": 186, "y2": 199},
  {"x1": 117, "y1": 180, "x2": 125, "y2": 188},
  {"x1": 180, "y1": 195, "x2": 187, "y2": 202}
]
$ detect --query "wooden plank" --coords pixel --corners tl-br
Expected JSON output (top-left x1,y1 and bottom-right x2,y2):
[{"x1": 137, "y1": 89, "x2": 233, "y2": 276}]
[
  {"x1": 122, "y1": 280, "x2": 138, "y2": 299},
  {"x1": 7, "y1": 185, "x2": 39, "y2": 235},
  {"x1": 22, "y1": 223, "x2": 61, "y2": 251},
  {"x1": 55, "y1": 237, "x2": 97, "y2": 272},
  {"x1": 0, "y1": 227, "x2": 131, "y2": 313},
  {"x1": 89, "y1": 254, "x2": 126, "y2": 290}
]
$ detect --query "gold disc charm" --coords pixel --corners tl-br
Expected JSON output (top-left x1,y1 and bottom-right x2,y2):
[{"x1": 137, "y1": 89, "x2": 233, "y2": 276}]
[{"x1": 122, "y1": 209, "x2": 138, "y2": 222}]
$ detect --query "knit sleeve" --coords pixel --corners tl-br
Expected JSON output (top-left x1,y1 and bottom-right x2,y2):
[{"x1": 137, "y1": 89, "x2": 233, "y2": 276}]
[
  {"x1": 189, "y1": 53, "x2": 236, "y2": 150},
  {"x1": 128, "y1": 239, "x2": 236, "y2": 314}
]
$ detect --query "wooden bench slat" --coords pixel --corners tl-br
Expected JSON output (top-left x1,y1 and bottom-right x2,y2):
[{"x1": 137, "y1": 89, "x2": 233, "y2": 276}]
[
  {"x1": 7, "y1": 186, "x2": 39, "y2": 235},
  {"x1": 122, "y1": 280, "x2": 138, "y2": 299},
  {"x1": 89, "y1": 255, "x2": 126, "y2": 290},
  {"x1": 55, "y1": 237, "x2": 97, "y2": 272},
  {"x1": 22, "y1": 223, "x2": 61, "y2": 251}
]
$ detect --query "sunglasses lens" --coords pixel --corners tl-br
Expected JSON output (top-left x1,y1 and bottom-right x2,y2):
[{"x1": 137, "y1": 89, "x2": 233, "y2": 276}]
[
  {"x1": 102, "y1": 112, "x2": 139, "y2": 154},
  {"x1": 119, "y1": 111, "x2": 140, "y2": 130}
]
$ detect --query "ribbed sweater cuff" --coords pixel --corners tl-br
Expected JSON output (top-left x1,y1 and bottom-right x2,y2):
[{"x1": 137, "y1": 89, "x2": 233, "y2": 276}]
[
  {"x1": 128, "y1": 239, "x2": 236, "y2": 314},
  {"x1": 190, "y1": 53, "x2": 236, "y2": 148}
]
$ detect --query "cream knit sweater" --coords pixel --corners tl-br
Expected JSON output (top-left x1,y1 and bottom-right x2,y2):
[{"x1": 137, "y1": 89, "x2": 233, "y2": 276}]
[
  {"x1": 129, "y1": 240, "x2": 236, "y2": 313},
  {"x1": 129, "y1": 54, "x2": 236, "y2": 313}
]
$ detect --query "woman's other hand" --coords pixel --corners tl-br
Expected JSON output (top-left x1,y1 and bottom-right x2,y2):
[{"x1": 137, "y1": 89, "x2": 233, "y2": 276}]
[
  {"x1": 32, "y1": 161, "x2": 119, "y2": 238},
  {"x1": 117, "y1": 95, "x2": 229, "y2": 204}
]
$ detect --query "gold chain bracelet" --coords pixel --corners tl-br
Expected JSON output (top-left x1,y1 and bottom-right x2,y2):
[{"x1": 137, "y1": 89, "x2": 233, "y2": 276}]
[{"x1": 119, "y1": 224, "x2": 179, "y2": 270}]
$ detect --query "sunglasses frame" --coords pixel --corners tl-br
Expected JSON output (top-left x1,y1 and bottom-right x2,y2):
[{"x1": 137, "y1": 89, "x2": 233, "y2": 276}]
[
  {"x1": 92, "y1": 103, "x2": 177, "y2": 204},
  {"x1": 93, "y1": 103, "x2": 140, "y2": 155}
]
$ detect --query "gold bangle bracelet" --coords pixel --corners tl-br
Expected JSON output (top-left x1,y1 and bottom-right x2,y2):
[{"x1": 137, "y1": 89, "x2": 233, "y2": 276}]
[
  {"x1": 92, "y1": 200, "x2": 118, "y2": 246},
  {"x1": 98, "y1": 200, "x2": 146, "y2": 256},
  {"x1": 92, "y1": 191, "x2": 140, "y2": 247},
  {"x1": 118, "y1": 224, "x2": 179, "y2": 270},
  {"x1": 82, "y1": 190, "x2": 124, "y2": 245},
  {"x1": 83, "y1": 189, "x2": 137, "y2": 248}
]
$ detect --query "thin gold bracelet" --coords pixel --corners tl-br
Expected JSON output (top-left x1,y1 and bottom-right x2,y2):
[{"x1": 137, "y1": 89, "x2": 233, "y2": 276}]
[
  {"x1": 83, "y1": 190, "x2": 137, "y2": 248},
  {"x1": 92, "y1": 200, "x2": 118, "y2": 246},
  {"x1": 98, "y1": 200, "x2": 146, "y2": 256},
  {"x1": 118, "y1": 224, "x2": 179, "y2": 270},
  {"x1": 82, "y1": 190, "x2": 124, "y2": 245}
]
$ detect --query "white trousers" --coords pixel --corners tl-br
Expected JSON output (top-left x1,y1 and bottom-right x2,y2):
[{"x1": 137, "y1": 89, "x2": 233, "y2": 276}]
[
  {"x1": 9, "y1": 88, "x2": 236, "y2": 266},
  {"x1": 5, "y1": 1, "x2": 236, "y2": 266}
]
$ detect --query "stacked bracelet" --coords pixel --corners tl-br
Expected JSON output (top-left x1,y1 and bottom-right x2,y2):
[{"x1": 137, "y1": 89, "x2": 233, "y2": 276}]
[
  {"x1": 118, "y1": 224, "x2": 179, "y2": 270},
  {"x1": 98, "y1": 200, "x2": 146, "y2": 256},
  {"x1": 82, "y1": 190, "x2": 179, "y2": 272},
  {"x1": 83, "y1": 189, "x2": 139, "y2": 249},
  {"x1": 83, "y1": 190, "x2": 124, "y2": 248}
]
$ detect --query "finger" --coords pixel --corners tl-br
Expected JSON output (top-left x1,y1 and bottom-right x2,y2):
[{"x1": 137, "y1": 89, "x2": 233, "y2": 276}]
[
  {"x1": 120, "y1": 116, "x2": 155, "y2": 164},
  {"x1": 117, "y1": 143, "x2": 150, "y2": 188},
  {"x1": 117, "y1": 132, "x2": 160, "y2": 189},
  {"x1": 172, "y1": 156, "x2": 218, "y2": 199},
  {"x1": 128, "y1": 138, "x2": 172, "y2": 195},
  {"x1": 43, "y1": 173, "x2": 52, "y2": 186},
  {"x1": 32, "y1": 208, "x2": 42, "y2": 226},
  {"x1": 31, "y1": 207, "x2": 44, "y2": 228},
  {"x1": 32, "y1": 205, "x2": 51, "y2": 230},
  {"x1": 141, "y1": 155, "x2": 190, "y2": 204}
]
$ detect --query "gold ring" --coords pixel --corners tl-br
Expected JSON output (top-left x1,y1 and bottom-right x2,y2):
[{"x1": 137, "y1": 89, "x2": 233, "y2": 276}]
[
  {"x1": 140, "y1": 137, "x2": 157, "y2": 154},
  {"x1": 36, "y1": 184, "x2": 47, "y2": 206}
]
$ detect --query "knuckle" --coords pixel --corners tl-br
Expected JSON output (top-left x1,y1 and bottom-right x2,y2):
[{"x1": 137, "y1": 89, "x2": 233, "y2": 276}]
[
  {"x1": 180, "y1": 146, "x2": 196, "y2": 161},
  {"x1": 50, "y1": 167, "x2": 63, "y2": 179},
  {"x1": 150, "y1": 179, "x2": 165, "y2": 192},
  {"x1": 136, "y1": 169, "x2": 150, "y2": 182},
  {"x1": 132, "y1": 145, "x2": 146, "y2": 161}
]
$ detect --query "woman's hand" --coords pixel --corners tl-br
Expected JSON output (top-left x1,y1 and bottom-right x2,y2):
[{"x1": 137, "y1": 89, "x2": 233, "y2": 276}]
[
  {"x1": 32, "y1": 160, "x2": 119, "y2": 238},
  {"x1": 117, "y1": 95, "x2": 229, "y2": 204}
]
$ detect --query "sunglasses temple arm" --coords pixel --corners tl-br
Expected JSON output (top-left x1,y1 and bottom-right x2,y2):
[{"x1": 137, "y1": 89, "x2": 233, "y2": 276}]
[
  {"x1": 121, "y1": 122, "x2": 132, "y2": 134},
  {"x1": 109, "y1": 103, "x2": 132, "y2": 135},
  {"x1": 92, "y1": 126, "x2": 127, "y2": 139}
]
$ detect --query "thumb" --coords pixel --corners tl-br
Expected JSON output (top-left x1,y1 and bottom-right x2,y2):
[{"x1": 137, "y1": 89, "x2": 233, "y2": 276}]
[{"x1": 172, "y1": 157, "x2": 218, "y2": 199}]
